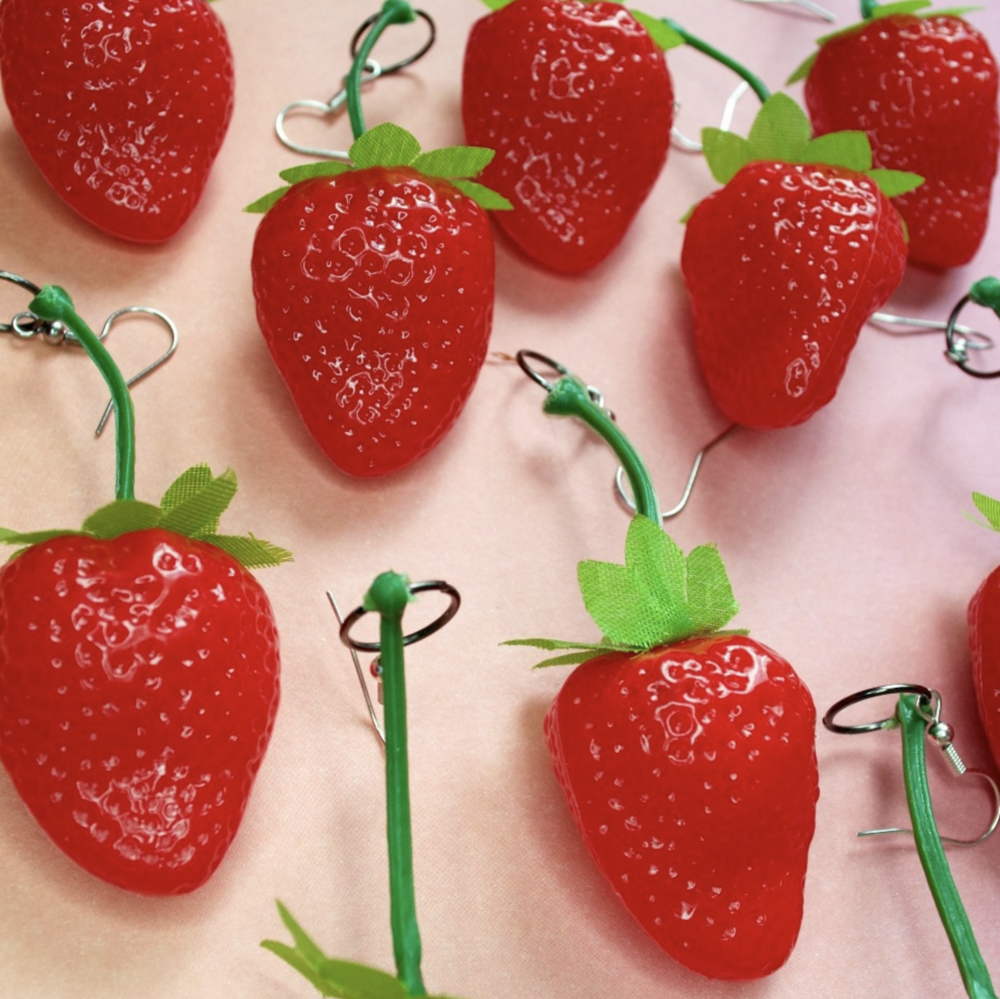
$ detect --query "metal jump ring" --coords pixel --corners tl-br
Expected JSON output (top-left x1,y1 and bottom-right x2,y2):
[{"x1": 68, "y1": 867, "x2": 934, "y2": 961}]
[
  {"x1": 0, "y1": 271, "x2": 42, "y2": 333},
  {"x1": 823, "y1": 683, "x2": 935, "y2": 735},
  {"x1": 339, "y1": 580, "x2": 460, "y2": 653},
  {"x1": 349, "y1": 9, "x2": 436, "y2": 75},
  {"x1": 946, "y1": 294, "x2": 1000, "y2": 379},
  {"x1": 515, "y1": 349, "x2": 570, "y2": 392}
]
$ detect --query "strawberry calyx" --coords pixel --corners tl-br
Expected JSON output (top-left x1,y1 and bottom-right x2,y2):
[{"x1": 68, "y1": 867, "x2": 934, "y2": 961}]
[
  {"x1": 505, "y1": 514, "x2": 746, "y2": 668},
  {"x1": 698, "y1": 92, "x2": 923, "y2": 199},
  {"x1": 968, "y1": 490, "x2": 1000, "y2": 534},
  {"x1": 245, "y1": 122, "x2": 513, "y2": 214},
  {"x1": 788, "y1": 2, "x2": 984, "y2": 84},
  {"x1": 0, "y1": 464, "x2": 293, "y2": 569},
  {"x1": 476, "y1": 0, "x2": 685, "y2": 53}
]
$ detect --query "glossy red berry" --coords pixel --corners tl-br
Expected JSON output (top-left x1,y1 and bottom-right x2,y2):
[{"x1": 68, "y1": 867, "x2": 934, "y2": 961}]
[
  {"x1": 545, "y1": 634, "x2": 818, "y2": 980},
  {"x1": 462, "y1": 0, "x2": 674, "y2": 273},
  {"x1": 0, "y1": 529, "x2": 280, "y2": 895},
  {"x1": 251, "y1": 166, "x2": 495, "y2": 478},
  {"x1": 0, "y1": 0, "x2": 234, "y2": 242},
  {"x1": 803, "y1": 14, "x2": 1000, "y2": 269},
  {"x1": 681, "y1": 160, "x2": 907, "y2": 429}
]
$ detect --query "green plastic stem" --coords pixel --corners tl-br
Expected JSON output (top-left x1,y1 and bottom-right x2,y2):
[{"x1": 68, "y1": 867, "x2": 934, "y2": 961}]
[
  {"x1": 861, "y1": 0, "x2": 878, "y2": 17},
  {"x1": 28, "y1": 285, "x2": 136, "y2": 501},
  {"x1": 663, "y1": 19, "x2": 771, "y2": 104},
  {"x1": 897, "y1": 694, "x2": 998, "y2": 999},
  {"x1": 365, "y1": 571, "x2": 426, "y2": 998},
  {"x1": 346, "y1": 0, "x2": 417, "y2": 140},
  {"x1": 543, "y1": 376, "x2": 661, "y2": 524}
]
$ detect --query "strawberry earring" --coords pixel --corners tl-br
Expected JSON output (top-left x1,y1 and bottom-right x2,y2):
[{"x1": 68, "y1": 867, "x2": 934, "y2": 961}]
[
  {"x1": 264, "y1": 574, "x2": 464, "y2": 998},
  {"x1": 247, "y1": 0, "x2": 511, "y2": 479},
  {"x1": 0, "y1": 0, "x2": 235, "y2": 242},
  {"x1": 0, "y1": 281, "x2": 291, "y2": 895},
  {"x1": 823, "y1": 684, "x2": 1000, "y2": 998},
  {"x1": 504, "y1": 350, "x2": 819, "y2": 981}
]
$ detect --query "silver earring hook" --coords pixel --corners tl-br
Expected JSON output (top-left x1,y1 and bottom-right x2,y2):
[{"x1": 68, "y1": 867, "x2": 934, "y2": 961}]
[
  {"x1": 733, "y1": 0, "x2": 836, "y2": 21},
  {"x1": 274, "y1": 8, "x2": 436, "y2": 161},
  {"x1": 869, "y1": 311, "x2": 994, "y2": 354},
  {"x1": 615, "y1": 424, "x2": 738, "y2": 520},
  {"x1": 327, "y1": 591, "x2": 386, "y2": 746},
  {"x1": 94, "y1": 306, "x2": 179, "y2": 436},
  {"x1": 672, "y1": 81, "x2": 751, "y2": 154},
  {"x1": 824, "y1": 684, "x2": 1000, "y2": 848}
]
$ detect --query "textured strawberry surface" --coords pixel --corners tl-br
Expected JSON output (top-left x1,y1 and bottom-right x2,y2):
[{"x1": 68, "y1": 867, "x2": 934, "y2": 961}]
[
  {"x1": 0, "y1": 0, "x2": 234, "y2": 242},
  {"x1": 252, "y1": 167, "x2": 495, "y2": 478},
  {"x1": 462, "y1": 0, "x2": 673, "y2": 273},
  {"x1": 805, "y1": 15, "x2": 999, "y2": 270},
  {"x1": 681, "y1": 161, "x2": 907, "y2": 429},
  {"x1": 544, "y1": 635, "x2": 817, "y2": 980},
  {"x1": 0, "y1": 529, "x2": 280, "y2": 895},
  {"x1": 968, "y1": 566, "x2": 1000, "y2": 771}
]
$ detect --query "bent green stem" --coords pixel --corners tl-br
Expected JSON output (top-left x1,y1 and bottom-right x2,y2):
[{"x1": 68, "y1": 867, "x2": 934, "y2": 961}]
[
  {"x1": 28, "y1": 285, "x2": 136, "y2": 501},
  {"x1": 663, "y1": 19, "x2": 770, "y2": 104},
  {"x1": 897, "y1": 694, "x2": 998, "y2": 999},
  {"x1": 347, "y1": 0, "x2": 417, "y2": 140},
  {"x1": 365, "y1": 571, "x2": 426, "y2": 997},
  {"x1": 542, "y1": 375, "x2": 661, "y2": 524}
]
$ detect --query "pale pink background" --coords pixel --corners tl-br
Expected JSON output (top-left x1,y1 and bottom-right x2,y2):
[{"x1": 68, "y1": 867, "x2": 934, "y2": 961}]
[{"x1": 1, "y1": 1, "x2": 1000, "y2": 996}]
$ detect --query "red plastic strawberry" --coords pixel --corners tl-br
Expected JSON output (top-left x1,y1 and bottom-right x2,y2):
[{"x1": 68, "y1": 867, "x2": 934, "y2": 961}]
[
  {"x1": 966, "y1": 491, "x2": 1000, "y2": 771},
  {"x1": 0, "y1": 286, "x2": 290, "y2": 895},
  {"x1": 794, "y1": 2, "x2": 1000, "y2": 270},
  {"x1": 462, "y1": 0, "x2": 680, "y2": 274},
  {"x1": 248, "y1": 123, "x2": 509, "y2": 478},
  {"x1": 508, "y1": 512, "x2": 818, "y2": 980},
  {"x1": 0, "y1": 0, "x2": 234, "y2": 242},
  {"x1": 681, "y1": 93, "x2": 919, "y2": 429}
]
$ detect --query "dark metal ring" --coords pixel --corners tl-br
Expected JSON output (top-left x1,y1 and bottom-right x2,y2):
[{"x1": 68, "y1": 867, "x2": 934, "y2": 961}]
[
  {"x1": 822, "y1": 683, "x2": 935, "y2": 735},
  {"x1": 945, "y1": 294, "x2": 1000, "y2": 379},
  {"x1": 349, "y1": 9, "x2": 436, "y2": 76},
  {"x1": 0, "y1": 271, "x2": 42, "y2": 333},
  {"x1": 339, "y1": 579, "x2": 460, "y2": 652},
  {"x1": 515, "y1": 349, "x2": 570, "y2": 392}
]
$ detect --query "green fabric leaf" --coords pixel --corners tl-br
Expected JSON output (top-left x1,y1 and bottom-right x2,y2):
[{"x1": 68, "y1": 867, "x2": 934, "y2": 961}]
[
  {"x1": 970, "y1": 276, "x2": 1000, "y2": 313},
  {"x1": 161, "y1": 465, "x2": 213, "y2": 514},
  {"x1": 411, "y1": 146, "x2": 494, "y2": 178},
  {"x1": 349, "y1": 122, "x2": 421, "y2": 169},
  {"x1": 261, "y1": 941, "x2": 331, "y2": 996},
  {"x1": 628, "y1": 10, "x2": 685, "y2": 50},
  {"x1": 0, "y1": 528, "x2": 80, "y2": 547},
  {"x1": 867, "y1": 168, "x2": 924, "y2": 197},
  {"x1": 479, "y1": 0, "x2": 512, "y2": 8},
  {"x1": 245, "y1": 186, "x2": 291, "y2": 213},
  {"x1": 746, "y1": 93, "x2": 811, "y2": 164},
  {"x1": 275, "y1": 901, "x2": 328, "y2": 969},
  {"x1": 685, "y1": 544, "x2": 740, "y2": 635},
  {"x1": 315, "y1": 958, "x2": 408, "y2": 999},
  {"x1": 502, "y1": 638, "x2": 635, "y2": 652},
  {"x1": 872, "y1": 0, "x2": 933, "y2": 16},
  {"x1": 159, "y1": 468, "x2": 237, "y2": 537},
  {"x1": 200, "y1": 534, "x2": 294, "y2": 568},
  {"x1": 531, "y1": 650, "x2": 607, "y2": 669},
  {"x1": 279, "y1": 162, "x2": 354, "y2": 184},
  {"x1": 449, "y1": 179, "x2": 514, "y2": 211},
  {"x1": 928, "y1": 6, "x2": 983, "y2": 15},
  {"x1": 806, "y1": 131, "x2": 872, "y2": 172},
  {"x1": 701, "y1": 128, "x2": 751, "y2": 185},
  {"x1": 82, "y1": 500, "x2": 162, "y2": 538},
  {"x1": 786, "y1": 52, "x2": 817, "y2": 85},
  {"x1": 972, "y1": 492, "x2": 1000, "y2": 532}
]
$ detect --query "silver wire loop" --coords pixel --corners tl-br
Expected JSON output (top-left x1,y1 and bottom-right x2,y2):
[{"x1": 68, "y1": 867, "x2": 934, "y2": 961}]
[
  {"x1": 339, "y1": 580, "x2": 461, "y2": 653},
  {"x1": 514, "y1": 349, "x2": 611, "y2": 412},
  {"x1": 349, "y1": 9, "x2": 436, "y2": 75},
  {"x1": 275, "y1": 61, "x2": 382, "y2": 161},
  {"x1": 672, "y1": 82, "x2": 751, "y2": 153},
  {"x1": 945, "y1": 294, "x2": 1000, "y2": 379},
  {"x1": 869, "y1": 310, "x2": 994, "y2": 353},
  {"x1": 822, "y1": 683, "x2": 934, "y2": 734},
  {"x1": 328, "y1": 591, "x2": 386, "y2": 745},
  {"x1": 0, "y1": 270, "x2": 59, "y2": 339},
  {"x1": 734, "y1": 0, "x2": 835, "y2": 21}
]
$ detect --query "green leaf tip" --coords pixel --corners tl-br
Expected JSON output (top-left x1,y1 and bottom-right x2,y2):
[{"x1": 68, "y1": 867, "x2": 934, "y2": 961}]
[
  {"x1": 629, "y1": 10, "x2": 684, "y2": 51},
  {"x1": 701, "y1": 93, "x2": 922, "y2": 198},
  {"x1": 250, "y1": 122, "x2": 512, "y2": 214},
  {"x1": 0, "y1": 464, "x2": 292, "y2": 571},
  {"x1": 505, "y1": 516, "x2": 744, "y2": 668},
  {"x1": 971, "y1": 492, "x2": 1000, "y2": 533}
]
